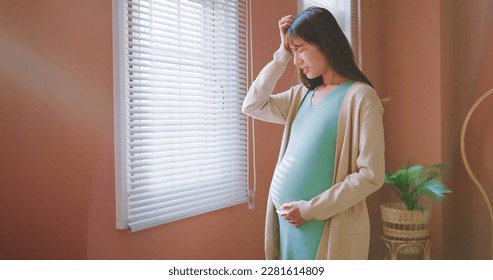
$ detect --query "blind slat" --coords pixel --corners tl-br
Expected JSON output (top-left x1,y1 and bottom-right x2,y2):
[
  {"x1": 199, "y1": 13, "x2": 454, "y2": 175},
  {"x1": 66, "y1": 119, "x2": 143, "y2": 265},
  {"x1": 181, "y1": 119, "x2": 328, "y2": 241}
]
[
  {"x1": 126, "y1": 33, "x2": 247, "y2": 56},
  {"x1": 127, "y1": 191, "x2": 247, "y2": 232},
  {"x1": 129, "y1": 179, "x2": 247, "y2": 208},
  {"x1": 127, "y1": 61, "x2": 247, "y2": 77},
  {"x1": 129, "y1": 187, "x2": 248, "y2": 218},
  {"x1": 130, "y1": 158, "x2": 248, "y2": 177},
  {"x1": 129, "y1": 187, "x2": 248, "y2": 217},
  {"x1": 130, "y1": 159, "x2": 247, "y2": 179},
  {"x1": 128, "y1": 134, "x2": 244, "y2": 149},
  {"x1": 129, "y1": 176, "x2": 243, "y2": 197},
  {"x1": 126, "y1": 0, "x2": 247, "y2": 27},
  {"x1": 125, "y1": 11, "x2": 247, "y2": 38},
  {"x1": 126, "y1": 45, "x2": 247, "y2": 63},
  {"x1": 130, "y1": 170, "x2": 248, "y2": 190},
  {"x1": 130, "y1": 138, "x2": 244, "y2": 153},
  {"x1": 126, "y1": 55, "x2": 245, "y2": 73}
]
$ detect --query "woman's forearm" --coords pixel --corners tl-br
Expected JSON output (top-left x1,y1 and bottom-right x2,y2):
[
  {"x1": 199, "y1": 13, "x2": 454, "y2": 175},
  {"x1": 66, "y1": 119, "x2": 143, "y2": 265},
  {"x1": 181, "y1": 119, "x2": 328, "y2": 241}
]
[{"x1": 241, "y1": 46, "x2": 293, "y2": 124}]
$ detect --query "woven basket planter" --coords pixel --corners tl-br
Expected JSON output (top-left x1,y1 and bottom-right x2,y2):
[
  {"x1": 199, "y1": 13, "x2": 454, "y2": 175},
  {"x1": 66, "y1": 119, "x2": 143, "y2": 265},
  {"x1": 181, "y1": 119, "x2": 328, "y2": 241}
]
[{"x1": 380, "y1": 202, "x2": 431, "y2": 254}]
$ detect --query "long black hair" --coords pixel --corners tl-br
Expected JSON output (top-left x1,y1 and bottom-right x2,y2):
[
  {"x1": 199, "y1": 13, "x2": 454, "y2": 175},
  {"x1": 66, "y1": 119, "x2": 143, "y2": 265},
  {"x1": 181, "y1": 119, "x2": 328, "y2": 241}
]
[{"x1": 287, "y1": 7, "x2": 373, "y2": 89}]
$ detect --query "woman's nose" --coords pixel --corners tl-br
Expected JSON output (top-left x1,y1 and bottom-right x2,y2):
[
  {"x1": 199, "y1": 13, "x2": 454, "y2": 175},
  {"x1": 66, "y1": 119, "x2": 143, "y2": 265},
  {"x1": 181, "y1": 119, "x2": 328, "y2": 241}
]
[{"x1": 293, "y1": 53, "x2": 300, "y2": 66}]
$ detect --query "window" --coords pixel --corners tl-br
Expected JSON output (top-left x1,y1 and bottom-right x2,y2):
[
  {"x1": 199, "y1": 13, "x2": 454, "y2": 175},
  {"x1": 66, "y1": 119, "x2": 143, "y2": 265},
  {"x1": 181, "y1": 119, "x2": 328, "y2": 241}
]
[
  {"x1": 113, "y1": 0, "x2": 249, "y2": 232},
  {"x1": 298, "y1": 0, "x2": 361, "y2": 64}
]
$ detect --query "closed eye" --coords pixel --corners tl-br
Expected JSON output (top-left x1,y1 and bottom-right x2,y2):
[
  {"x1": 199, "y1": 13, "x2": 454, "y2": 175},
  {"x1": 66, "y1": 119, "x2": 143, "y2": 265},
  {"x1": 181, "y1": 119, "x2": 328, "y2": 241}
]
[{"x1": 290, "y1": 48, "x2": 304, "y2": 55}]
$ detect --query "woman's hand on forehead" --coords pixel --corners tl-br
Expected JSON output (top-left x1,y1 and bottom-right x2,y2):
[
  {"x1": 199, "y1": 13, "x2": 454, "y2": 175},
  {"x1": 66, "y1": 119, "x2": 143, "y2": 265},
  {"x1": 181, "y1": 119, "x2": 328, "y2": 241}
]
[{"x1": 279, "y1": 15, "x2": 294, "y2": 51}]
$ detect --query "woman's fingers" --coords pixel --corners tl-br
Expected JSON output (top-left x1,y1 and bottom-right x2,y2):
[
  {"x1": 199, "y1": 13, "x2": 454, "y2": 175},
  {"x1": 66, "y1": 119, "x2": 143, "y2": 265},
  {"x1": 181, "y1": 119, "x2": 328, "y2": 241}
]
[
  {"x1": 280, "y1": 202, "x2": 306, "y2": 227},
  {"x1": 279, "y1": 15, "x2": 294, "y2": 23},
  {"x1": 278, "y1": 16, "x2": 293, "y2": 32},
  {"x1": 279, "y1": 19, "x2": 292, "y2": 28},
  {"x1": 278, "y1": 15, "x2": 294, "y2": 51}
]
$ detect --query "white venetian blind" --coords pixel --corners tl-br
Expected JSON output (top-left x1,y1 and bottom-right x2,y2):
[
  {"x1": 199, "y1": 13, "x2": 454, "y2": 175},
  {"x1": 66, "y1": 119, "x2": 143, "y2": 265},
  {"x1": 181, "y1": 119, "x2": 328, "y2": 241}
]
[{"x1": 113, "y1": 0, "x2": 249, "y2": 232}]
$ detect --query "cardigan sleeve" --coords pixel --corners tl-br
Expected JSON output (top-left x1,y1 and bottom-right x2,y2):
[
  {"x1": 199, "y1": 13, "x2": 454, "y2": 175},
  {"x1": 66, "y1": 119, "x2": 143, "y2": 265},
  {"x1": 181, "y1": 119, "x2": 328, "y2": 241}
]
[
  {"x1": 298, "y1": 90, "x2": 385, "y2": 221},
  {"x1": 242, "y1": 46, "x2": 295, "y2": 125}
]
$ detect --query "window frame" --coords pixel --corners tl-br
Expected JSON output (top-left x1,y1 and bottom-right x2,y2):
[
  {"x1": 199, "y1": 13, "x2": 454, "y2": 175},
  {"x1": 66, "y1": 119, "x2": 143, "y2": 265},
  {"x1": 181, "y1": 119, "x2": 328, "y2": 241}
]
[{"x1": 112, "y1": 0, "x2": 249, "y2": 231}]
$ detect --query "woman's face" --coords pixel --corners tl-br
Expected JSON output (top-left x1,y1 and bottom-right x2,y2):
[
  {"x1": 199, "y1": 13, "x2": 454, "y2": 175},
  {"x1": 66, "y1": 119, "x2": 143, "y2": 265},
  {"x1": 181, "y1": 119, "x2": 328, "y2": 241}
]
[{"x1": 289, "y1": 36, "x2": 330, "y2": 80}]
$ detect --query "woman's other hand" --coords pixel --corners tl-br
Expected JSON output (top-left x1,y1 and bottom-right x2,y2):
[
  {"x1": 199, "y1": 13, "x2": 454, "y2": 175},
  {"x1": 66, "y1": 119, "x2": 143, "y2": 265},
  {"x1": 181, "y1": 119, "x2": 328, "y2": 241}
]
[
  {"x1": 278, "y1": 15, "x2": 294, "y2": 51},
  {"x1": 280, "y1": 201, "x2": 306, "y2": 227}
]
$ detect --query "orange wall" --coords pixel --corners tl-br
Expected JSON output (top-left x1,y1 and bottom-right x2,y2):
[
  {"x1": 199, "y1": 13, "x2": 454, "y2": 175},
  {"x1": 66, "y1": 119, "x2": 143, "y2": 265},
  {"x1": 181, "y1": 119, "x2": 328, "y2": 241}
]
[
  {"x1": 0, "y1": 0, "x2": 112, "y2": 259},
  {"x1": 441, "y1": 0, "x2": 493, "y2": 259},
  {"x1": 0, "y1": 0, "x2": 297, "y2": 260},
  {"x1": 361, "y1": 0, "x2": 493, "y2": 259},
  {"x1": 1, "y1": 0, "x2": 492, "y2": 260},
  {"x1": 361, "y1": 0, "x2": 444, "y2": 259}
]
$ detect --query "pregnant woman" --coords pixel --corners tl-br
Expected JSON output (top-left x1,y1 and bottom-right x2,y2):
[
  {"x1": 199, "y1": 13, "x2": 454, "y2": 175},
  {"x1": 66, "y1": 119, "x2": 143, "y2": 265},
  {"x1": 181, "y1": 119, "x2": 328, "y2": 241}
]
[{"x1": 242, "y1": 7, "x2": 385, "y2": 260}]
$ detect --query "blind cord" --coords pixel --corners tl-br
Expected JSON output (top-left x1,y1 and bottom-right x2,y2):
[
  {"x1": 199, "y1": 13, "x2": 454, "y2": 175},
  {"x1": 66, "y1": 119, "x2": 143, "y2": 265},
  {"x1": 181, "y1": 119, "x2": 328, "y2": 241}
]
[{"x1": 246, "y1": 0, "x2": 257, "y2": 210}]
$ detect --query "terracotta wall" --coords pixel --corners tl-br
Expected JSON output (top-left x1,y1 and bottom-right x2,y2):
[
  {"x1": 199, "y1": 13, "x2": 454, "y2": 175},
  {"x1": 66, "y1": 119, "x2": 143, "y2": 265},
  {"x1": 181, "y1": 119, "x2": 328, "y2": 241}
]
[
  {"x1": 361, "y1": 0, "x2": 493, "y2": 259},
  {"x1": 1, "y1": 0, "x2": 492, "y2": 260},
  {"x1": 441, "y1": 0, "x2": 493, "y2": 259},
  {"x1": 0, "y1": 0, "x2": 297, "y2": 260},
  {"x1": 0, "y1": 0, "x2": 113, "y2": 259},
  {"x1": 361, "y1": 0, "x2": 444, "y2": 259}
]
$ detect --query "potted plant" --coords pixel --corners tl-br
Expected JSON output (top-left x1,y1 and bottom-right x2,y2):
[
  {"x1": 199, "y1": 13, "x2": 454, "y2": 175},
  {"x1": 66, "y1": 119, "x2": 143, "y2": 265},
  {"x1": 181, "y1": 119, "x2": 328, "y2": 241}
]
[
  {"x1": 384, "y1": 163, "x2": 452, "y2": 211},
  {"x1": 380, "y1": 163, "x2": 451, "y2": 255}
]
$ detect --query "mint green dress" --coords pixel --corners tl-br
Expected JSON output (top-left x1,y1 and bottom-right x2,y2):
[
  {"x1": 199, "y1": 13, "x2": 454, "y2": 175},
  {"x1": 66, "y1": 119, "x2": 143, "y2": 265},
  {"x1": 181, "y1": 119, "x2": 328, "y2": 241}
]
[{"x1": 270, "y1": 81, "x2": 353, "y2": 260}]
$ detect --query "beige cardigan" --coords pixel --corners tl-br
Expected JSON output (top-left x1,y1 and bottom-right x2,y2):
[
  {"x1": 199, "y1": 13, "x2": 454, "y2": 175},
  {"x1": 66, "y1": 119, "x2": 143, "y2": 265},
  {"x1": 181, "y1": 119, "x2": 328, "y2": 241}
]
[{"x1": 242, "y1": 46, "x2": 385, "y2": 260}]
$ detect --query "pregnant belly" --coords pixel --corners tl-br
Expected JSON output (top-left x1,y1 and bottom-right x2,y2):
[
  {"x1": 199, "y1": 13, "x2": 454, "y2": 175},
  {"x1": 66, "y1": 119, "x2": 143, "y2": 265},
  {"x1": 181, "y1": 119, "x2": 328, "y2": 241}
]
[{"x1": 270, "y1": 155, "x2": 332, "y2": 209}]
